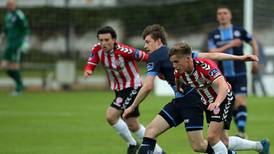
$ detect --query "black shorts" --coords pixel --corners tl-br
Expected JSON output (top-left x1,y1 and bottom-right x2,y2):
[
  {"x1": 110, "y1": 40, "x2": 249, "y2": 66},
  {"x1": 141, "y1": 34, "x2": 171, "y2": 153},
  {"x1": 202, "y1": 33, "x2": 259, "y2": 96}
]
[
  {"x1": 226, "y1": 75, "x2": 247, "y2": 95},
  {"x1": 111, "y1": 86, "x2": 141, "y2": 118},
  {"x1": 204, "y1": 90, "x2": 235, "y2": 130},
  {"x1": 159, "y1": 91, "x2": 204, "y2": 132}
]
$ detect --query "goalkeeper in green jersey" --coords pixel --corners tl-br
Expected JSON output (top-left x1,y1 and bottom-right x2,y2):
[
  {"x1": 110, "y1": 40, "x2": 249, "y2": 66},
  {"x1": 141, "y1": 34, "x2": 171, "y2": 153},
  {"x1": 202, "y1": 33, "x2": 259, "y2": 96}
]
[{"x1": 1, "y1": 0, "x2": 30, "y2": 95}]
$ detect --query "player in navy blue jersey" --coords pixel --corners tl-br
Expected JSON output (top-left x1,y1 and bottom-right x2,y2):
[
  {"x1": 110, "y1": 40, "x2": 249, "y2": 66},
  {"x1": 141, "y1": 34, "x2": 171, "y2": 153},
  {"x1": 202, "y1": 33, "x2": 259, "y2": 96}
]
[
  {"x1": 122, "y1": 24, "x2": 268, "y2": 154},
  {"x1": 207, "y1": 6, "x2": 259, "y2": 139}
]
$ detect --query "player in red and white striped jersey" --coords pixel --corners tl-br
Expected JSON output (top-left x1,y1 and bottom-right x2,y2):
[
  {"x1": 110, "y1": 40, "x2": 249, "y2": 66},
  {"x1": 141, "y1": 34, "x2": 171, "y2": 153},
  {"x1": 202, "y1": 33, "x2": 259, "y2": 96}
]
[
  {"x1": 174, "y1": 57, "x2": 232, "y2": 106},
  {"x1": 170, "y1": 42, "x2": 235, "y2": 154},
  {"x1": 85, "y1": 40, "x2": 148, "y2": 91},
  {"x1": 84, "y1": 26, "x2": 164, "y2": 154}
]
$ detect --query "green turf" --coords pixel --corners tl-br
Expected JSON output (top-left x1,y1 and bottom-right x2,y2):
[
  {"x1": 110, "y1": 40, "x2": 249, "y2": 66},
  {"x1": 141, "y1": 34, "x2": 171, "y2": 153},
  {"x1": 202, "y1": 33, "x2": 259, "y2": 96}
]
[{"x1": 0, "y1": 91, "x2": 273, "y2": 154}]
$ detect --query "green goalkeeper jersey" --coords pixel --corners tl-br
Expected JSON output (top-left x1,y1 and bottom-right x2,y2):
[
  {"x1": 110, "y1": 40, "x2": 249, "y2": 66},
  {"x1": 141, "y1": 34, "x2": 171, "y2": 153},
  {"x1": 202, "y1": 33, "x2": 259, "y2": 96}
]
[{"x1": 4, "y1": 9, "x2": 29, "y2": 48}]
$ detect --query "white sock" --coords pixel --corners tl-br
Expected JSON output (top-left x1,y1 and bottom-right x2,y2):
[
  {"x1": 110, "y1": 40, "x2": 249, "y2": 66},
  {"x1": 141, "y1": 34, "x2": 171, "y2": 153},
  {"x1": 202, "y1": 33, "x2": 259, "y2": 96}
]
[
  {"x1": 112, "y1": 118, "x2": 137, "y2": 145},
  {"x1": 134, "y1": 124, "x2": 163, "y2": 154},
  {"x1": 134, "y1": 124, "x2": 145, "y2": 140},
  {"x1": 154, "y1": 144, "x2": 164, "y2": 154},
  {"x1": 228, "y1": 136, "x2": 262, "y2": 152},
  {"x1": 212, "y1": 141, "x2": 228, "y2": 154}
]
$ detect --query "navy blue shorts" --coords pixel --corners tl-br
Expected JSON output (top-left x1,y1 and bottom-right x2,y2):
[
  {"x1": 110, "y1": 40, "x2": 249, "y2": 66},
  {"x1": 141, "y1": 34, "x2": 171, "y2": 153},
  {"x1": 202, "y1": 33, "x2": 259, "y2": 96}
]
[
  {"x1": 226, "y1": 75, "x2": 247, "y2": 95},
  {"x1": 111, "y1": 87, "x2": 141, "y2": 118},
  {"x1": 159, "y1": 91, "x2": 204, "y2": 132}
]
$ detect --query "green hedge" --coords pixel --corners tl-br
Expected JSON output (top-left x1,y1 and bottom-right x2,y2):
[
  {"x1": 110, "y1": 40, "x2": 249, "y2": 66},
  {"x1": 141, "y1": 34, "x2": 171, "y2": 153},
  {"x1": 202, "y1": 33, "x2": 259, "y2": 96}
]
[{"x1": 0, "y1": 0, "x2": 243, "y2": 39}]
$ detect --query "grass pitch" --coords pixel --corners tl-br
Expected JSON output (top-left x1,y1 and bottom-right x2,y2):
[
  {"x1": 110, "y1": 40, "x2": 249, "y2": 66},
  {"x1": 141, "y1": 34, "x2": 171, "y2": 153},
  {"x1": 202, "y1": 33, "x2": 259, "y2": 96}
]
[{"x1": 0, "y1": 90, "x2": 273, "y2": 154}]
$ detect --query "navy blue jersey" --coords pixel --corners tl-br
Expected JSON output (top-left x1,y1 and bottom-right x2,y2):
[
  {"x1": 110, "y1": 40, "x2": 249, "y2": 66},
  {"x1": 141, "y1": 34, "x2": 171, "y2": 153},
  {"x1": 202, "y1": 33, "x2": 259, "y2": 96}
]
[
  {"x1": 208, "y1": 25, "x2": 253, "y2": 77},
  {"x1": 145, "y1": 45, "x2": 198, "y2": 97}
]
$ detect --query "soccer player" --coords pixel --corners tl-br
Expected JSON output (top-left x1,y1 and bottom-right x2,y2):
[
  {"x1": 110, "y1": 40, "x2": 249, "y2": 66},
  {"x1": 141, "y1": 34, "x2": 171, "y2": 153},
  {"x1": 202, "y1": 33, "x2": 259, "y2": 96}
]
[
  {"x1": 0, "y1": 0, "x2": 30, "y2": 96},
  {"x1": 123, "y1": 25, "x2": 268, "y2": 154},
  {"x1": 207, "y1": 6, "x2": 259, "y2": 138},
  {"x1": 83, "y1": 26, "x2": 164, "y2": 154},
  {"x1": 170, "y1": 41, "x2": 269, "y2": 154}
]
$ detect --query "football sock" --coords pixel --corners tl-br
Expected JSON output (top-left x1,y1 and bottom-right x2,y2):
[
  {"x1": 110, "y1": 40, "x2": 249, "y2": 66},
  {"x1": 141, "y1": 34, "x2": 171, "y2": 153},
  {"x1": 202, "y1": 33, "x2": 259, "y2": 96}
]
[
  {"x1": 134, "y1": 124, "x2": 145, "y2": 140},
  {"x1": 211, "y1": 141, "x2": 228, "y2": 154},
  {"x1": 134, "y1": 124, "x2": 163, "y2": 153},
  {"x1": 236, "y1": 106, "x2": 247, "y2": 133},
  {"x1": 112, "y1": 118, "x2": 137, "y2": 145},
  {"x1": 228, "y1": 136, "x2": 262, "y2": 152},
  {"x1": 138, "y1": 137, "x2": 156, "y2": 154}
]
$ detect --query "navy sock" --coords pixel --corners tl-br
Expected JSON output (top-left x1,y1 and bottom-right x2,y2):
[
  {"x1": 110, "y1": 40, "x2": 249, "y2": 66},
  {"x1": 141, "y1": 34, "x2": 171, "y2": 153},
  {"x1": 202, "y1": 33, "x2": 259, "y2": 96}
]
[
  {"x1": 236, "y1": 105, "x2": 247, "y2": 133},
  {"x1": 138, "y1": 137, "x2": 156, "y2": 154}
]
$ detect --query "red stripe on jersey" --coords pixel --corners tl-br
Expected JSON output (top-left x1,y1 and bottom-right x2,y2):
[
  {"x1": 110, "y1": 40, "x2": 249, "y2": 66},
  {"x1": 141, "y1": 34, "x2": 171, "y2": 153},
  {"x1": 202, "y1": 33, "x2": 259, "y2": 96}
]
[
  {"x1": 197, "y1": 89, "x2": 208, "y2": 104},
  {"x1": 194, "y1": 71, "x2": 210, "y2": 103},
  {"x1": 132, "y1": 61, "x2": 141, "y2": 87},
  {"x1": 189, "y1": 73, "x2": 200, "y2": 88},
  {"x1": 114, "y1": 53, "x2": 127, "y2": 89},
  {"x1": 124, "y1": 60, "x2": 135, "y2": 88},
  {"x1": 196, "y1": 63, "x2": 218, "y2": 104},
  {"x1": 100, "y1": 50, "x2": 111, "y2": 88},
  {"x1": 208, "y1": 86, "x2": 217, "y2": 99},
  {"x1": 107, "y1": 52, "x2": 120, "y2": 90}
]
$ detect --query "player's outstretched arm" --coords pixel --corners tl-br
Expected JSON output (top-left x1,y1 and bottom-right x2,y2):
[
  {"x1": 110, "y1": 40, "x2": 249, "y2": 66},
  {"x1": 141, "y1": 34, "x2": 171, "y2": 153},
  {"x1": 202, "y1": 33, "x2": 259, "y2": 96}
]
[
  {"x1": 123, "y1": 75, "x2": 155, "y2": 119},
  {"x1": 198, "y1": 52, "x2": 258, "y2": 62}
]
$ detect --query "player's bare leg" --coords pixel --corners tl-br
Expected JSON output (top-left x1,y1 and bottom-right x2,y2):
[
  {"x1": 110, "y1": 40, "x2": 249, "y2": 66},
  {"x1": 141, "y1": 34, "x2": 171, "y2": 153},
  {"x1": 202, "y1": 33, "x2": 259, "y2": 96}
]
[
  {"x1": 138, "y1": 115, "x2": 169, "y2": 154},
  {"x1": 208, "y1": 121, "x2": 228, "y2": 154},
  {"x1": 187, "y1": 130, "x2": 210, "y2": 153},
  {"x1": 125, "y1": 116, "x2": 165, "y2": 154},
  {"x1": 106, "y1": 106, "x2": 137, "y2": 146}
]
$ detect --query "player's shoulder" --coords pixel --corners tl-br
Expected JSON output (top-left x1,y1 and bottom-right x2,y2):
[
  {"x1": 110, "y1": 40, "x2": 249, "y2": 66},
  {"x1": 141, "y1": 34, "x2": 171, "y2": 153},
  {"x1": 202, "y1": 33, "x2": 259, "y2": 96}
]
[
  {"x1": 194, "y1": 57, "x2": 213, "y2": 63},
  {"x1": 91, "y1": 43, "x2": 102, "y2": 52},
  {"x1": 232, "y1": 25, "x2": 246, "y2": 31},
  {"x1": 150, "y1": 46, "x2": 168, "y2": 59},
  {"x1": 208, "y1": 28, "x2": 219, "y2": 36},
  {"x1": 115, "y1": 42, "x2": 134, "y2": 54},
  {"x1": 194, "y1": 58, "x2": 216, "y2": 70},
  {"x1": 15, "y1": 9, "x2": 26, "y2": 20}
]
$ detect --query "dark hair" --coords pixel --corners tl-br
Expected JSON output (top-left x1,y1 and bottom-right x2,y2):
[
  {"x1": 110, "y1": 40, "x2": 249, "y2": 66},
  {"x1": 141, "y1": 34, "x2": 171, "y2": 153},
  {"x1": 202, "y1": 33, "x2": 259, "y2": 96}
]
[
  {"x1": 217, "y1": 5, "x2": 231, "y2": 12},
  {"x1": 97, "y1": 26, "x2": 117, "y2": 39},
  {"x1": 169, "y1": 42, "x2": 192, "y2": 57},
  {"x1": 142, "y1": 24, "x2": 167, "y2": 45}
]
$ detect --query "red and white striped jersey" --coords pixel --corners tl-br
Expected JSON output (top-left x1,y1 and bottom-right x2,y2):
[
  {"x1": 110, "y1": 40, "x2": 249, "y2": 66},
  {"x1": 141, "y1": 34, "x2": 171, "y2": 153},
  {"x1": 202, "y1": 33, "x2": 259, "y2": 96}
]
[
  {"x1": 85, "y1": 42, "x2": 149, "y2": 91},
  {"x1": 175, "y1": 58, "x2": 231, "y2": 104}
]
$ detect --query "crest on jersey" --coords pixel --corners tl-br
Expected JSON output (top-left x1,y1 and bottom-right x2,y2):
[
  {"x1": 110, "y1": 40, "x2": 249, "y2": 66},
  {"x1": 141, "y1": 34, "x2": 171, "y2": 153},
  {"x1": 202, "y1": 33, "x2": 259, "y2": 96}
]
[
  {"x1": 114, "y1": 97, "x2": 123, "y2": 107},
  {"x1": 209, "y1": 68, "x2": 220, "y2": 78},
  {"x1": 147, "y1": 62, "x2": 154, "y2": 71},
  {"x1": 115, "y1": 60, "x2": 121, "y2": 66},
  {"x1": 214, "y1": 34, "x2": 220, "y2": 39},
  {"x1": 234, "y1": 30, "x2": 241, "y2": 37}
]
